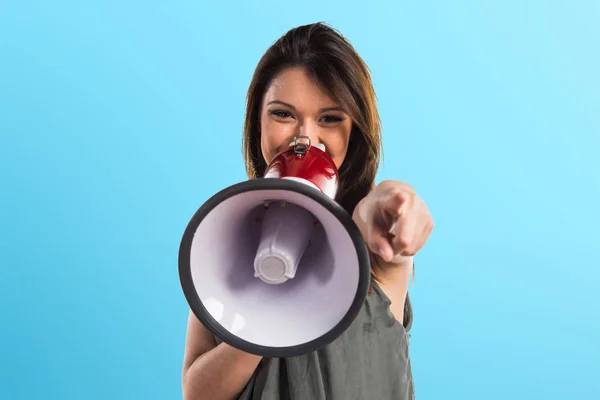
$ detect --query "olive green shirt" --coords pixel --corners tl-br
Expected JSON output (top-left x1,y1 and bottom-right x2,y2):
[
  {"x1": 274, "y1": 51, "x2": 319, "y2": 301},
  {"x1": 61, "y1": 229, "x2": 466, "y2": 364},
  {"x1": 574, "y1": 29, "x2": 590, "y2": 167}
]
[{"x1": 235, "y1": 282, "x2": 415, "y2": 399}]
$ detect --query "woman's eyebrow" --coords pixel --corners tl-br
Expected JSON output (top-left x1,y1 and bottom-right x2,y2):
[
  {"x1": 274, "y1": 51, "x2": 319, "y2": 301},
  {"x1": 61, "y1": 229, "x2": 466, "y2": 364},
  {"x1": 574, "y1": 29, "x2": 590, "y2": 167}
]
[{"x1": 267, "y1": 100, "x2": 345, "y2": 113}]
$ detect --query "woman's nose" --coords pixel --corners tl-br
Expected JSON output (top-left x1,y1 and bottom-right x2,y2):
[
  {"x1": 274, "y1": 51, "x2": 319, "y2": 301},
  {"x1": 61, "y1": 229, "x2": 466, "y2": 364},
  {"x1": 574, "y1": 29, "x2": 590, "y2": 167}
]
[{"x1": 295, "y1": 122, "x2": 321, "y2": 146}]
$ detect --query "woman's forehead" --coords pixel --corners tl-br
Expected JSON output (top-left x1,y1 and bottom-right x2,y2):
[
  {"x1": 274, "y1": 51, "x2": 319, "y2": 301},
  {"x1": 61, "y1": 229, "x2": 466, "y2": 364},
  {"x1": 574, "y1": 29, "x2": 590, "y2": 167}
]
[{"x1": 262, "y1": 68, "x2": 341, "y2": 111}]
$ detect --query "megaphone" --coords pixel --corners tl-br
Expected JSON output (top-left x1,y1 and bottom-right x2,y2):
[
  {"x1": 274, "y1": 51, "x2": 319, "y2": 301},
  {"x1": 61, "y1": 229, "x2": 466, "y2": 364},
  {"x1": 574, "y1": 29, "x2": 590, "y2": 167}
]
[{"x1": 178, "y1": 136, "x2": 371, "y2": 358}]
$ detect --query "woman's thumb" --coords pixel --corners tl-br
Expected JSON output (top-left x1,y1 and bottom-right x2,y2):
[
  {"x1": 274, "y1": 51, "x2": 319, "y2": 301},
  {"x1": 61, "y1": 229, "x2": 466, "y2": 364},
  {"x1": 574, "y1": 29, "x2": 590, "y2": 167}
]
[{"x1": 369, "y1": 232, "x2": 393, "y2": 263}]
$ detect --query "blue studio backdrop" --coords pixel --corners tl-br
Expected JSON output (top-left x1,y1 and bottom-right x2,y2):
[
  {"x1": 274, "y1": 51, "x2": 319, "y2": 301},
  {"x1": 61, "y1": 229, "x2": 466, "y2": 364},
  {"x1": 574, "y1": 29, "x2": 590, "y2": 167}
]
[{"x1": 1, "y1": 1, "x2": 598, "y2": 399}]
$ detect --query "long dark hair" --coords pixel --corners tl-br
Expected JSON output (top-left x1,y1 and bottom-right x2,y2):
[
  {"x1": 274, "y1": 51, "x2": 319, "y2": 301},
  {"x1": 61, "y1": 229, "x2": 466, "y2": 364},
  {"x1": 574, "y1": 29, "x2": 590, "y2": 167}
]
[{"x1": 241, "y1": 22, "x2": 412, "y2": 329}]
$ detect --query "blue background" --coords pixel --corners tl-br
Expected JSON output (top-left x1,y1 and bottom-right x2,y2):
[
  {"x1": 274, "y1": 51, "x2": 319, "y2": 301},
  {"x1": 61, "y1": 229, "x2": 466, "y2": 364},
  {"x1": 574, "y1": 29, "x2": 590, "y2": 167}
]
[{"x1": 1, "y1": 1, "x2": 598, "y2": 399}]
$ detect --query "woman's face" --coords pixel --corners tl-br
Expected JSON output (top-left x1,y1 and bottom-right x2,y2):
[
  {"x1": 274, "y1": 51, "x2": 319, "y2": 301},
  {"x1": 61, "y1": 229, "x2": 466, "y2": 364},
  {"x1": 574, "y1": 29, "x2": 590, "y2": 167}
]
[{"x1": 260, "y1": 67, "x2": 353, "y2": 168}]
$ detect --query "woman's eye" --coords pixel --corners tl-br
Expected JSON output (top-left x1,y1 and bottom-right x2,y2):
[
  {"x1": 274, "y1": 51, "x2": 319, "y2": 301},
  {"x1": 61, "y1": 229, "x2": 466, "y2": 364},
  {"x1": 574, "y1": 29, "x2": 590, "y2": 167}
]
[
  {"x1": 270, "y1": 110, "x2": 293, "y2": 119},
  {"x1": 321, "y1": 115, "x2": 344, "y2": 124}
]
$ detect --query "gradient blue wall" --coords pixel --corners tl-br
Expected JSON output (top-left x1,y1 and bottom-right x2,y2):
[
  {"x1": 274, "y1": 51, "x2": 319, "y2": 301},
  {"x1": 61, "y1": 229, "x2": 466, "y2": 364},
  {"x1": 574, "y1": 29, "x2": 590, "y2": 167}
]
[{"x1": 1, "y1": 1, "x2": 598, "y2": 399}]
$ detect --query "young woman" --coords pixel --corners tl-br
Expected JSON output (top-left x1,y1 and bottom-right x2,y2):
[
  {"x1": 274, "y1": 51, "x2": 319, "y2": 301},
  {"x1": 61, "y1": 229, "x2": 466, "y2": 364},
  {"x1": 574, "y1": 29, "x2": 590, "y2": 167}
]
[{"x1": 182, "y1": 22, "x2": 434, "y2": 400}]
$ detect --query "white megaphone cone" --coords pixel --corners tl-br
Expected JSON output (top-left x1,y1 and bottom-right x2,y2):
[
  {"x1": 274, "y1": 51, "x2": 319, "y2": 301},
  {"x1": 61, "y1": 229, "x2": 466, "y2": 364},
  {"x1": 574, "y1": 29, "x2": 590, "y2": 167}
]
[{"x1": 178, "y1": 136, "x2": 371, "y2": 357}]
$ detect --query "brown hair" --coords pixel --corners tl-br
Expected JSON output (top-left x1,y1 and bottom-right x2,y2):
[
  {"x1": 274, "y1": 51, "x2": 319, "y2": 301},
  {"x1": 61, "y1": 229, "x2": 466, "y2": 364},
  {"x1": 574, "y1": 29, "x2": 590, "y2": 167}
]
[{"x1": 241, "y1": 22, "x2": 412, "y2": 328}]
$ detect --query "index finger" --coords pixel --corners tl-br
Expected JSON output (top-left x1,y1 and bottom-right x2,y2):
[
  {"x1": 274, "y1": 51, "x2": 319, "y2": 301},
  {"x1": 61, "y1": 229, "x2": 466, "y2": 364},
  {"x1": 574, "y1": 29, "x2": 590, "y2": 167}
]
[{"x1": 379, "y1": 190, "x2": 409, "y2": 216}]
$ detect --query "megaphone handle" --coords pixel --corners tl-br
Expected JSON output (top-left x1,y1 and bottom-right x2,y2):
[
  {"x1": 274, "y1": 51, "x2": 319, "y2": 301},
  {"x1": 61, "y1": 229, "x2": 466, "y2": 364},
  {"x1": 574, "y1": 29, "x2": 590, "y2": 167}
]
[{"x1": 293, "y1": 135, "x2": 311, "y2": 156}]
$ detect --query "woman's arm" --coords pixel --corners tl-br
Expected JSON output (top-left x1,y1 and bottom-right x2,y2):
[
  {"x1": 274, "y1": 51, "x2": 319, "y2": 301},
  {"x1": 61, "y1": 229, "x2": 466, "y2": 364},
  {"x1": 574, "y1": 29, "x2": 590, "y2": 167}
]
[
  {"x1": 182, "y1": 311, "x2": 262, "y2": 400},
  {"x1": 370, "y1": 254, "x2": 414, "y2": 323},
  {"x1": 352, "y1": 181, "x2": 433, "y2": 318}
]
